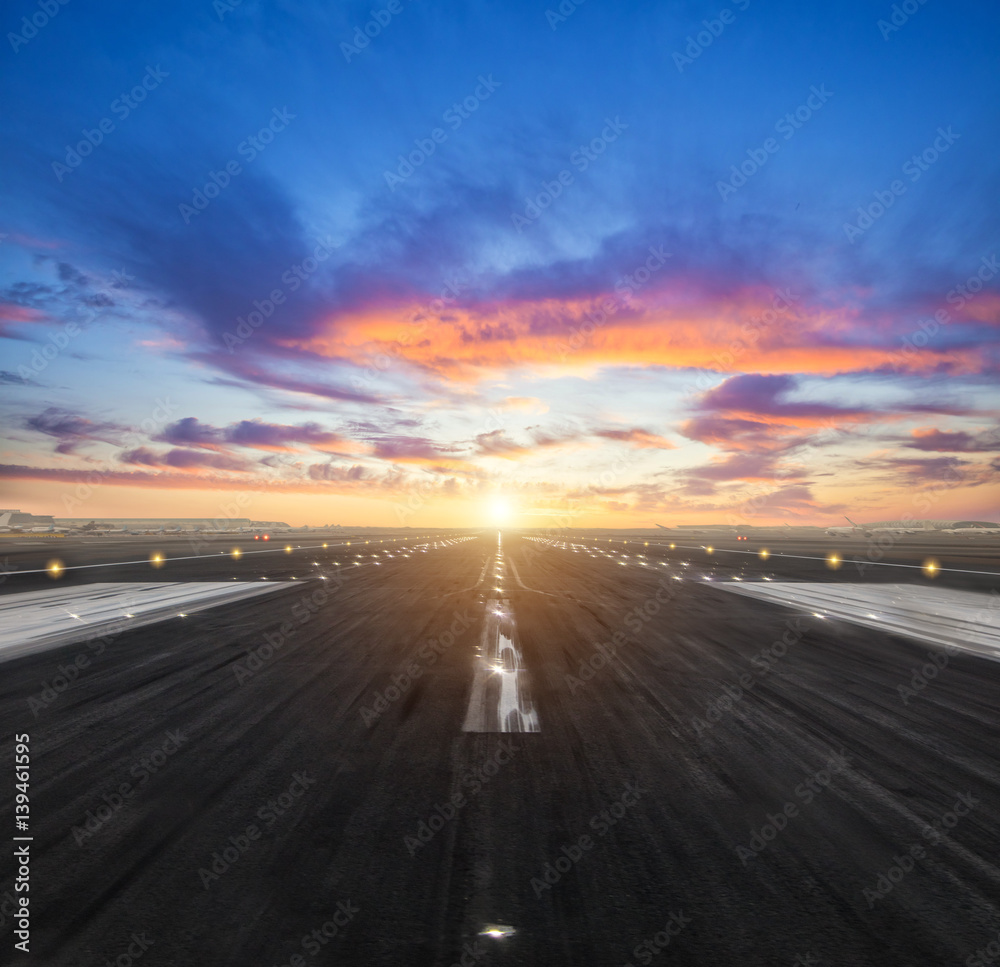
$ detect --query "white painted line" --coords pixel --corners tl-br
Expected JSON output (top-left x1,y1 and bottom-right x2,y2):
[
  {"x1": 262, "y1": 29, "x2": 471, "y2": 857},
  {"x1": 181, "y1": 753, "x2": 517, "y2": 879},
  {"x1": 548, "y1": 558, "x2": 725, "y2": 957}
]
[
  {"x1": 719, "y1": 582, "x2": 1000, "y2": 661},
  {"x1": 462, "y1": 533, "x2": 540, "y2": 733},
  {"x1": 462, "y1": 599, "x2": 540, "y2": 733},
  {"x1": 0, "y1": 582, "x2": 296, "y2": 661}
]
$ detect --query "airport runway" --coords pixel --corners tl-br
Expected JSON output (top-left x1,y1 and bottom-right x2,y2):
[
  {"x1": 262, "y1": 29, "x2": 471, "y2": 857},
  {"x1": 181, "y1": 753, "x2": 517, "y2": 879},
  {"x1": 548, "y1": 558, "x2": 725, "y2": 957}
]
[{"x1": 0, "y1": 531, "x2": 998, "y2": 966}]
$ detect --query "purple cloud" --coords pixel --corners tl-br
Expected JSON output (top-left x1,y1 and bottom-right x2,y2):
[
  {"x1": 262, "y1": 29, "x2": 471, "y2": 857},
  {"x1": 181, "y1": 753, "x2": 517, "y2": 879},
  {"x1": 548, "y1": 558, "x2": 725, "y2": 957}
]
[{"x1": 25, "y1": 407, "x2": 126, "y2": 453}]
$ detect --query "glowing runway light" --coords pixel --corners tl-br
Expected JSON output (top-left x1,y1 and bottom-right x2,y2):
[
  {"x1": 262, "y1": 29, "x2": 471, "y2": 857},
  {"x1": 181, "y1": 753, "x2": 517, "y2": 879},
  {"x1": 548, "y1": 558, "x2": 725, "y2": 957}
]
[
  {"x1": 758, "y1": 548, "x2": 770, "y2": 560},
  {"x1": 706, "y1": 546, "x2": 714, "y2": 555},
  {"x1": 826, "y1": 552, "x2": 842, "y2": 570},
  {"x1": 480, "y1": 924, "x2": 516, "y2": 939},
  {"x1": 923, "y1": 558, "x2": 940, "y2": 578},
  {"x1": 285, "y1": 545, "x2": 293, "y2": 554},
  {"x1": 150, "y1": 552, "x2": 165, "y2": 568},
  {"x1": 46, "y1": 559, "x2": 64, "y2": 578},
  {"x1": 231, "y1": 548, "x2": 242, "y2": 560}
]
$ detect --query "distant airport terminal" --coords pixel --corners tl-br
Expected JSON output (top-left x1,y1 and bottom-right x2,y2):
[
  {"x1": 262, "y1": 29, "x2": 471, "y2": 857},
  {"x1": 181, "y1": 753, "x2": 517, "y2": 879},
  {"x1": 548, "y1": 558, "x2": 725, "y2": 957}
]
[
  {"x1": 0, "y1": 509, "x2": 56, "y2": 531},
  {"x1": 2, "y1": 507, "x2": 998, "y2": 538},
  {"x1": 823, "y1": 518, "x2": 1000, "y2": 537},
  {"x1": 0, "y1": 510, "x2": 300, "y2": 535},
  {"x1": 655, "y1": 518, "x2": 1000, "y2": 538}
]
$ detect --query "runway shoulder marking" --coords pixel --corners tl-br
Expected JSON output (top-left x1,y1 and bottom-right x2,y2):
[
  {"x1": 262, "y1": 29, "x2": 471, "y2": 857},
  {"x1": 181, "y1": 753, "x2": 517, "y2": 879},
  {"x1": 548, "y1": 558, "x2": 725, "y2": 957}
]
[
  {"x1": 720, "y1": 582, "x2": 1000, "y2": 660},
  {"x1": 0, "y1": 582, "x2": 296, "y2": 661}
]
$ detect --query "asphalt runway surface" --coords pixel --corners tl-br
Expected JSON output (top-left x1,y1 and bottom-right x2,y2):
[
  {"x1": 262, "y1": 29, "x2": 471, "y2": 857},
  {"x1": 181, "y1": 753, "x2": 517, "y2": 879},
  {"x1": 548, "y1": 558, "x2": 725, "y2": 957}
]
[{"x1": 1, "y1": 531, "x2": 999, "y2": 965}]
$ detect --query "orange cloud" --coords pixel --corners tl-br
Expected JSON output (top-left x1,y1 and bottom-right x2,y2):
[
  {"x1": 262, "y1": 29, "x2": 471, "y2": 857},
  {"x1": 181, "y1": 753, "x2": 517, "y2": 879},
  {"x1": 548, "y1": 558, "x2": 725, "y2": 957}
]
[
  {"x1": 283, "y1": 289, "x2": 982, "y2": 382},
  {"x1": 594, "y1": 428, "x2": 676, "y2": 449}
]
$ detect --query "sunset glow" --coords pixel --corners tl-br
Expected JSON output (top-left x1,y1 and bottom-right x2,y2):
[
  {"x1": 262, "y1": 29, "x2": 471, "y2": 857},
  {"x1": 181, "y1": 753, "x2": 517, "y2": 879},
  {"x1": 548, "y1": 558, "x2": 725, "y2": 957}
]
[{"x1": 1, "y1": 2, "x2": 997, "y2": 527}]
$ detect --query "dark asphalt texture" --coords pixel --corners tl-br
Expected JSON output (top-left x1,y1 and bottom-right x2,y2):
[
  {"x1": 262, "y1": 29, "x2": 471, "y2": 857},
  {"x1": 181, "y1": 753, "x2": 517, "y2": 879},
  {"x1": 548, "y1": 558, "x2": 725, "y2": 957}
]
[{"x1": 0, "y1": 531, "x2": 998, "y2": 966}]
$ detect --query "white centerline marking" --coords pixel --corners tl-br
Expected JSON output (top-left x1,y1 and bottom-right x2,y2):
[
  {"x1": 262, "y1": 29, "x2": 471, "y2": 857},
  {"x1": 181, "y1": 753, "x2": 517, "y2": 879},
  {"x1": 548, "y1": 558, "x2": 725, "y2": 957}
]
[{"x1": 463, "y1": 533, "x2": 540, "y2": 733}]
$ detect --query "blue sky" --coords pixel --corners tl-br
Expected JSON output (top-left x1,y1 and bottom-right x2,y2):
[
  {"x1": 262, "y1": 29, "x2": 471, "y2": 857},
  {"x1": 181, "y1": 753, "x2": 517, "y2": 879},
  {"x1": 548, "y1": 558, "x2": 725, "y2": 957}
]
[{"x1": 1, "y1": 0, "x2": 998, "y2": 525}]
